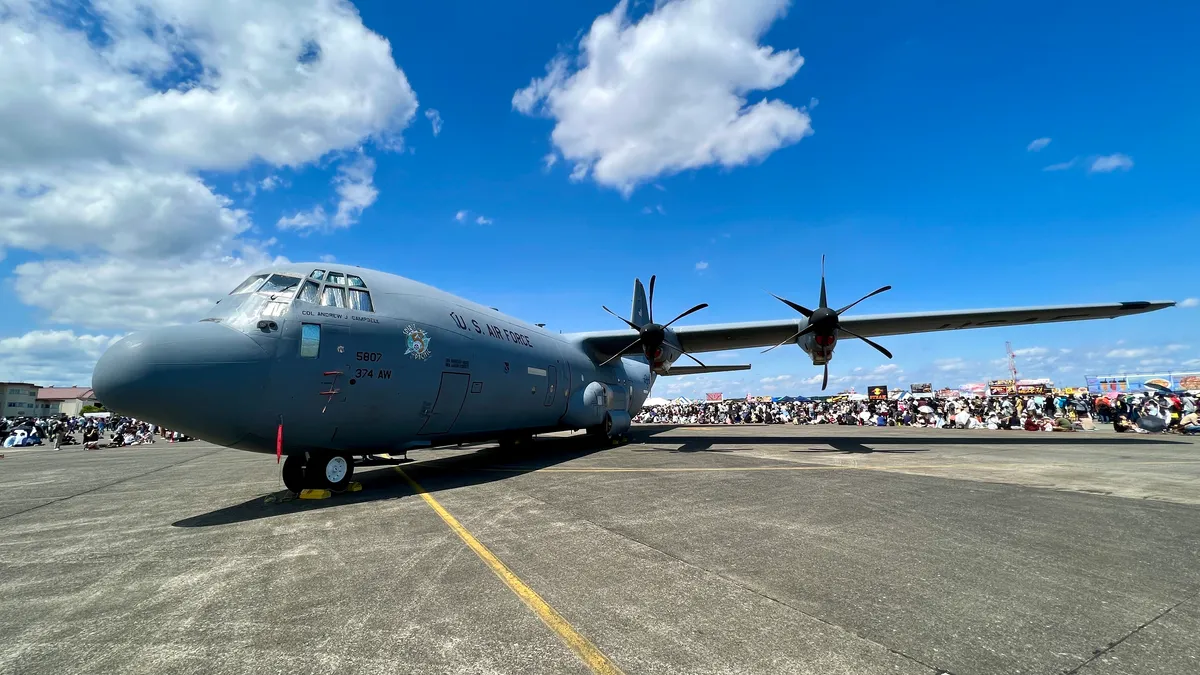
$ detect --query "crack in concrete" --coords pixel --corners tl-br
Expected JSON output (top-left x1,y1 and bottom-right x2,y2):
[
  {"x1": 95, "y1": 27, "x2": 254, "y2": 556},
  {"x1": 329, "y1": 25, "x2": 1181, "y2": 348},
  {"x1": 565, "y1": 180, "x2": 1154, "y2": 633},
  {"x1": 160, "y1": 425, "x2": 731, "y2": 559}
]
[
  {"x1": 512, "y1": 487, "x2": 951, "y2": 675},
  {"x1": 0, "y1": 450, "x2": 226, "y2": 522},
  {"x1": 1061, "y1": 588, "x2": 1200, "y2": 674}
]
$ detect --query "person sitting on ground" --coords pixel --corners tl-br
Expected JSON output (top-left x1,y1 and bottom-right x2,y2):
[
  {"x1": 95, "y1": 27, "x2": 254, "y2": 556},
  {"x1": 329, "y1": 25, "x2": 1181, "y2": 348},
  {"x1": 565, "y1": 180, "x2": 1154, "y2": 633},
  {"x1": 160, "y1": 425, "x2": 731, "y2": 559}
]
[
  {"x1": 1179, "y1": 410, "x2": 1200, "y2": 435},
  {"x1": 1053, "y1": 416, "x2": 1075, "y2": 432},
  {"x1": 1112, "y1": 412, "x2": 1147, "y2": 434}
]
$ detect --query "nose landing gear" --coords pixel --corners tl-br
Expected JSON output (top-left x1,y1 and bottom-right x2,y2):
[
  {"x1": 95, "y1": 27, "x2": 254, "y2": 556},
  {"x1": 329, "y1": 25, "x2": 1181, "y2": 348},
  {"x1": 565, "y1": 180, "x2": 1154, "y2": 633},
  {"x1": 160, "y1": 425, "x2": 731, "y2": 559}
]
[{"x1": 282, "y1": 451, "x2": 355, "y2": 493}]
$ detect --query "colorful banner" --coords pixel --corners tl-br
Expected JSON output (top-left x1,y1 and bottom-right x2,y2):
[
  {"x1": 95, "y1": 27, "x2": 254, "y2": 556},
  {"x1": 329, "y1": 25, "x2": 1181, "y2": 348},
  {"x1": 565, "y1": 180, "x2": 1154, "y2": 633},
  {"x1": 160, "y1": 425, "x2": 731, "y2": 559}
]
[
  {"x1": 989, "y1": 379, "x2": 1016, "y2": 396},
  {"x1": 1016, "y1": 383, "x2": 1049, "y2": 395},
  {"x1": 1086, "y1": 372, "x2": 1200, "y2": 394},
  {"x1": 937, "y1": 388, "x2": 960, "y2": 398},
  {"x1": 868, "y1": 385, "x2": 888, "y2": 401},
  {"x1": 910, "y1": 383, "x2": 932, "y2": 393},
  {"x1": 706, "y1": 392, "x2": 723, "y2": 401}
]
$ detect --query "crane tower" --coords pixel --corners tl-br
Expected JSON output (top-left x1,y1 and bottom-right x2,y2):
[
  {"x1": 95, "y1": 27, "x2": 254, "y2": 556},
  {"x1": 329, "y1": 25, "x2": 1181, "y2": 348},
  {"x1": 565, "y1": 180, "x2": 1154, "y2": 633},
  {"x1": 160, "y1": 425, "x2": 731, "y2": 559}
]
[{"x1": 1006, "y1": 341, "x2": 1019, "y2": 381}]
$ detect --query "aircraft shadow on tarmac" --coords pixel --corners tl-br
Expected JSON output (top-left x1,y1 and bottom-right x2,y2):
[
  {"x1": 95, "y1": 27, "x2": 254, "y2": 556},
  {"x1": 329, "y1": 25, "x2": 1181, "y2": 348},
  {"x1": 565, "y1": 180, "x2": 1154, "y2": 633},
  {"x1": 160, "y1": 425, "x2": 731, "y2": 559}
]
[
  {"x1": 172, "y1": 427, "x2": 1186, "y2": 528},
  {"x1": 172, "y1": 434, "x2": 614, "y2": 528}
]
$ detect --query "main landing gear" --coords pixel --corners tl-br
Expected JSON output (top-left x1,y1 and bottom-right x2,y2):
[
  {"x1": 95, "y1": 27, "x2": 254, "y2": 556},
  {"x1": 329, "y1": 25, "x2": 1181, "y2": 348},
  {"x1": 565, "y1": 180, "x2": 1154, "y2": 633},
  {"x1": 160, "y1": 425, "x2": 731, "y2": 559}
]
[{"x1": 282, "y1": 451, "x2": 355, "y2": 493}]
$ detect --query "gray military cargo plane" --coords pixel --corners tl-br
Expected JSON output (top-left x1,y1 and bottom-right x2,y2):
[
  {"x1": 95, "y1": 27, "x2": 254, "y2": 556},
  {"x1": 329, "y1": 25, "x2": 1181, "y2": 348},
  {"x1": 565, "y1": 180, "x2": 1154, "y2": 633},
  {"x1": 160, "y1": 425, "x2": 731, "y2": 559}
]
[{"x1": 91, "y1": 260, "x2": 1174, "y2": 493}]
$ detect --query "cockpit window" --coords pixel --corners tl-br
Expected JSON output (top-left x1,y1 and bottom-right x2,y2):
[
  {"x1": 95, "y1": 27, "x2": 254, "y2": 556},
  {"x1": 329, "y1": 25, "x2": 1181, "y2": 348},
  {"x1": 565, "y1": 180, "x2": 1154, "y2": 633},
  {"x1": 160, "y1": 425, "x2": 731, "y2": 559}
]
[
  {"x1": 321, "y1": 285, "x2": 347, "y2": 308},
  {"x1": 230, "y1": 274, "x2": 268, "y2": 295},
  {"x1": 326, "y1": 271, "x2": 346, "y2": 285},
  {"x1": 347, "y1": 275, "x2": 367, "y2": 288},
  {"x1": 298, "y1": 280, "x2": 320, "y2": 304},
  {"x1": 309, "y1": 269, "x2": 325, "y2": 281},
  {"x1": 348, "y1": 288, "x2": 373, "y2": 312},
  {"x1": 258, "y1": 274, "x2": 302, "y2": 296}
]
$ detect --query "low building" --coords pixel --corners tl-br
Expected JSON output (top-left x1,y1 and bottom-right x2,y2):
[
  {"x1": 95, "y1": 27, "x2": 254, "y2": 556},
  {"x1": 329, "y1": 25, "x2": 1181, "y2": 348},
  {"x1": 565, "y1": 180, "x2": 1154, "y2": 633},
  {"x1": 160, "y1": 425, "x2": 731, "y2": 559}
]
[
  {"x1": 1, "y1": 383, "x2": 40, "y2": 418},
  {"x1": 35, "y1": 387, "x2": 97, "y2": 418}
]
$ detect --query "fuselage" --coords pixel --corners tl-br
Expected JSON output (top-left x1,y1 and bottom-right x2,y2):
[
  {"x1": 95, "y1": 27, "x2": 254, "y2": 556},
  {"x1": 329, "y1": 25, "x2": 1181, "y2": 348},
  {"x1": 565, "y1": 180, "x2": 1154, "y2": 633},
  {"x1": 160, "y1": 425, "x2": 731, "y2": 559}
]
[{"x1": 91, "y1": 263, "x2": 653, "y2": 456}]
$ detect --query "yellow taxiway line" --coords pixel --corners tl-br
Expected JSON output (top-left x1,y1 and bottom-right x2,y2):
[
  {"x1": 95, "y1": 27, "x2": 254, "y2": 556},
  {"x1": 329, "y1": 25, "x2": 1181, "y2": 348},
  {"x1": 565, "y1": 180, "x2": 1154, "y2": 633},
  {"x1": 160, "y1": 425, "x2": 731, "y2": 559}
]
[{"x1": 395, "y1": 467, "x2": 625, "y2": 675}]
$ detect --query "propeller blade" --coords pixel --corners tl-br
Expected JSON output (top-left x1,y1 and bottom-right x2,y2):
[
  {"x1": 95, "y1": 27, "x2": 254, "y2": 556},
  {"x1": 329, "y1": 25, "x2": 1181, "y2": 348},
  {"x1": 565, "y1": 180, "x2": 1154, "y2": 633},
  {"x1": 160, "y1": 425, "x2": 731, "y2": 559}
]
[
  {"x1": 822, "y1": 364, "x2": 829, "y2": 391},
  {"x1": 838, "y1": 327, "x2": 894, "y2": 359},
  {"x1": 819, "y1": 254, "x2": 828, "y2": 309},
  {"x1": 769, "y1": 293, "x2": 813, "y2": 318},
  {"x1": 760, "y1": 322, "x2": 817, "y2": 353},
  {"x1": 662, "y1": 302, "x2": 708, "y2": 328},
  {"x1": 648, "y1": 275, "x2": 656, "y2": 324},
  {"x1": 602, "y1": 305, "x2": 642, "y2": 331},
  {"x1": 599, "y1": 336, "x2": 642, "y2": 367},
  {"x1": 682, "y1": 351, "x2": 707, "y2": 368},
  {"x1": 835, "y1": 285, "x2": 892, "y2": 315}
]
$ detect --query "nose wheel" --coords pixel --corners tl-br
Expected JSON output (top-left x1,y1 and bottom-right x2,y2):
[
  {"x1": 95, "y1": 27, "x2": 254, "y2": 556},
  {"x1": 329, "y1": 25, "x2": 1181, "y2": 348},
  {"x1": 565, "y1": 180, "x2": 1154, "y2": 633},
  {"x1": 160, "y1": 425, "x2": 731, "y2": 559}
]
[{"x1": 282, "y1": 452, "x2": 355, "y2": 493}]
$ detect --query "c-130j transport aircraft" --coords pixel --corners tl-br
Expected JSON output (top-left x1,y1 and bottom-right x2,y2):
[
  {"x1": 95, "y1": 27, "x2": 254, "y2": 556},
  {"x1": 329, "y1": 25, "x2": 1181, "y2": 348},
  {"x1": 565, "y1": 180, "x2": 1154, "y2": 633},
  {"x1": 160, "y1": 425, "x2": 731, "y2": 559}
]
[{"x1": 91, "y1": 259, "x2": 1174, "y2": 493}]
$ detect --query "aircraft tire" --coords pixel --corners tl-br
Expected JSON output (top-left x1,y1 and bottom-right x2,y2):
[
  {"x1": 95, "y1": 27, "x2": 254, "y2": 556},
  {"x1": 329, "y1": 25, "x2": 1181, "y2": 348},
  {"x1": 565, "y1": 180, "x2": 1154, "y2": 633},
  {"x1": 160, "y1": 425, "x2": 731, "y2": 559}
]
[
  {"x1": 281, "y1": 454, "x2": 306, "y2": 493},
  {"x1": 311, "y1": 452, "x2": 354, "y2": 491}
]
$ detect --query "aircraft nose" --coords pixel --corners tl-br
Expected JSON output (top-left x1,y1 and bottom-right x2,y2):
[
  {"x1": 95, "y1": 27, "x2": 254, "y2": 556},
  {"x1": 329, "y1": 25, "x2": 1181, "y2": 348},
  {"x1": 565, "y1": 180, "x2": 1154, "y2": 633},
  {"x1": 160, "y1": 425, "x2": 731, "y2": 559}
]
[{"x1": 92, "y1": 323, "x2": 270, "y2": 444}]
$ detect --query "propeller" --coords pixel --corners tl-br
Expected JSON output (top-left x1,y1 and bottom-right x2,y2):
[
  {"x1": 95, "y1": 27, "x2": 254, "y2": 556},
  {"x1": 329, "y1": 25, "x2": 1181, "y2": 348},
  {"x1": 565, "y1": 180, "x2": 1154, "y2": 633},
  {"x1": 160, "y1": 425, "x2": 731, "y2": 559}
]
[
  {"x1": 763, "y1": 255, "x2": 893, "y2": 390},
  {"x1": 600, "y1": 275, "x2": 709, "y2": 368}
]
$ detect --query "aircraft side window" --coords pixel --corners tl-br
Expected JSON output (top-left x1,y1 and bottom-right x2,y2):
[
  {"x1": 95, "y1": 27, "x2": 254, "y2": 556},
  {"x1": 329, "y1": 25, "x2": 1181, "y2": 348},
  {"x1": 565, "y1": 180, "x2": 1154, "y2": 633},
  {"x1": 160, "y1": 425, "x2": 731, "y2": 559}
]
[
  {"x1": 298, "y1": 280, "x2": 320, "y2": 304},
  {"x1": 326, "y1": 271, "x2": 346, "y2": 285},
  {"x1": 348, "y1": 288, "x2": 373, "y2": 312},
  {"x1": 321, "y1": 285, "x2": 347, "y2": 308},
  {"x1": 300, "y1": 323, "x2": 320, "y2": 358},
  {"x1": 309, "y1": 269, "x2": 326, "y2": 281},
  {"x1": 259, "y1": 274, "x2": 302, "y2": 296},
  {"x1": 230, "y1": 274, "x2": 267, "y2": 295},
  {"x1": 347, "y1": 275, "x2": 367, "y2": 288}
]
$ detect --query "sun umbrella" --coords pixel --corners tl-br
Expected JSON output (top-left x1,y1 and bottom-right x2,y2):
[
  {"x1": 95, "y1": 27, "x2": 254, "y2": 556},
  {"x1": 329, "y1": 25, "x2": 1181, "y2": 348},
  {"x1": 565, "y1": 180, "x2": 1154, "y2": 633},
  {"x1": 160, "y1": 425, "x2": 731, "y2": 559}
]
[
  {"x1": 1144, "y1": 381, "x2": 1174, "y2": 394},
  {"x1": 918, "y1": 405, "x2": 934, "y2": 414}
]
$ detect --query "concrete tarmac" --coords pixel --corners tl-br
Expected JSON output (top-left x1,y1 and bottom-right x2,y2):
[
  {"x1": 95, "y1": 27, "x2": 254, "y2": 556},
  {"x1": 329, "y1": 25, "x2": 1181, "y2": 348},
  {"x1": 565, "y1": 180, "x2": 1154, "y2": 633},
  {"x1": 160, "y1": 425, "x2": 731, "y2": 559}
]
[{"x1": 1, "y1": 425, "x2": 1198, "y2": 675}]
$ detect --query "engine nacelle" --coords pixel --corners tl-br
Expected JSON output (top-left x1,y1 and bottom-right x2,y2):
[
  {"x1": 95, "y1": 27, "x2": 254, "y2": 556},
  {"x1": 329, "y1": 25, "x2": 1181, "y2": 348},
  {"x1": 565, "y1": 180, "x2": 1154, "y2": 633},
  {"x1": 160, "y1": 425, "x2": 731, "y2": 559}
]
[{"x1": 799, "y1": 331, "x2": 838, "y2": 366}]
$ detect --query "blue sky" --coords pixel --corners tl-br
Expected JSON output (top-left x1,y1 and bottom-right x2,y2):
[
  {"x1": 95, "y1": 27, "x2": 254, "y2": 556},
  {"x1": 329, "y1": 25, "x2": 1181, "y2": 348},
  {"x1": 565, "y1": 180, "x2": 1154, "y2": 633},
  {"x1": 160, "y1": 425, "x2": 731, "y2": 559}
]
[{"x1": 0, "y1": 0, "x2": 1196, "y2": 394}]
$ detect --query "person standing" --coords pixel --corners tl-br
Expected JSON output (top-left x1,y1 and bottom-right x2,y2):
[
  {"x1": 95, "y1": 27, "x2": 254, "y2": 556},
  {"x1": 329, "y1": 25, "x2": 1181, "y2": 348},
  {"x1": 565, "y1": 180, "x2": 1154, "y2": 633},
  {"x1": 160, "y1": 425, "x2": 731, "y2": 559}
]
[{"x1": 52, "y1": 414, "x2": 67, "y2": 450}]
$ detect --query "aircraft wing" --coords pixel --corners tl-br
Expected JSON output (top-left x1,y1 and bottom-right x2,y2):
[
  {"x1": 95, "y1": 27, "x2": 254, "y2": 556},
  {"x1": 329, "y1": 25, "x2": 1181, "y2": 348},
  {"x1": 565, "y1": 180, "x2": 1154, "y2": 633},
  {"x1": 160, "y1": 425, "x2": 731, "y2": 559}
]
[{"x1": 573, "y1": 300, "x2": 1175, "y2": 360}]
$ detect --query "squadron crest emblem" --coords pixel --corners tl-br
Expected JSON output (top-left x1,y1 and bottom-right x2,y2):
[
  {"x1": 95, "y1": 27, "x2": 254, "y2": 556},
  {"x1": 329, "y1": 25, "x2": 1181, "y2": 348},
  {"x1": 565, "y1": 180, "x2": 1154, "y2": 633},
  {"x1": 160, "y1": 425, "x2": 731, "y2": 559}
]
[{"x1": 404, "y1": 325, "x2": 432, "y2": 361}]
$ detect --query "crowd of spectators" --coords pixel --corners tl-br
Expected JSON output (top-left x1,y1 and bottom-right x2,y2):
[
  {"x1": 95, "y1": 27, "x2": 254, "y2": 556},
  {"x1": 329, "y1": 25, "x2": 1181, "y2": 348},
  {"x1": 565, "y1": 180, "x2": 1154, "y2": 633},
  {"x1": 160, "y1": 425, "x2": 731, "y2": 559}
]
[
  {"x1": 1, "y1": 414, "x2": 193, "y2": 450},
  {"x1": 635, "y1": 391, "x2": 1200, "y2": 434}
]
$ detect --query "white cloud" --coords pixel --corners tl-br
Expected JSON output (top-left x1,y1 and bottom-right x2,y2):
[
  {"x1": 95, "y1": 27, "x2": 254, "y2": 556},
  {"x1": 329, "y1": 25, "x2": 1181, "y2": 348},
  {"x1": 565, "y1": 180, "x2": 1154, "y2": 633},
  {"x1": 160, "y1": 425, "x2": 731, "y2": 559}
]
[
  {"x1": 425, "y1": 109, "x2": 443, "y2": 136},
  {"x1": 1043, "y1": 158, "x2": 1077, "y2": 172},
  {"x1": 513, "y1": 0, "x2": 812, "y2": 194},
  {"x1": 14, "y1": 246, "x2": 281, "y2": 331},
  {"x1": 277, "y1": 153, "x2": 378, "y2": 232},
  {"x1": 760, "y1": 374, "x2": 792, "y2": 383},
  {"x1": 1012, "y1": 347, "x2": 1048, "y2": 357},
  {"x1": 543, "y1": 153, "x2": 558, "y2": 169},
  {"x1": 1026, "y1": 137, "x2": 1051, "y2": 152},
  {"x1": 1, "y1": 166, "x2": 249, "y2": 257},
  {"x1": 1089, "y1": 153, "x2": 1133, "y2": 173},
  {"x1": 0, "y1": 0, "x2": 417, "y2": 366},
  {"x1": 695, "y1": 261, "x2": 709, "y2": 271},
  {"x1": 1180, "y1": 298, "x2": 1199, "y2": 308},
  {"x1": 0, "y1": 330, "x2": 122, "y2": 388},
  {"x1": 0, "y1": 0, "x2": 417, "y2": 174},
  {"x1": 1106, "y1": 348, "x2": 1150, "y2": 359},
  {"x1": 475, "y1": 215, "x2": 493, "y2": 225},
  {"x1": 1183, "y1": 359, "x2": 1200, "y2": 368},
  {"x1": 455, "y1": 210, "x2": 469, "y2": 222},
  {"x1": 319, "y1": 254, "x2": 337, "y2": 263},
  {"x1": 1165, "y1": 344, "x2": 1190, "y2": 352}
]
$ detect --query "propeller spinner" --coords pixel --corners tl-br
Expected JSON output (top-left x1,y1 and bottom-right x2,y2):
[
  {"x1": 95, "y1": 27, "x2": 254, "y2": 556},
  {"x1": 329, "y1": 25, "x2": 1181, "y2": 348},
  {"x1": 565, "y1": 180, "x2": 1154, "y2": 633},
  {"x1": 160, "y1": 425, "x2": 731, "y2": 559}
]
[
  {"x1": 600, "y1": 275, "x2": 709, "y2": 368},
  {"x1": 763, "y1": 256, "x2": 894, "y2": 390}
]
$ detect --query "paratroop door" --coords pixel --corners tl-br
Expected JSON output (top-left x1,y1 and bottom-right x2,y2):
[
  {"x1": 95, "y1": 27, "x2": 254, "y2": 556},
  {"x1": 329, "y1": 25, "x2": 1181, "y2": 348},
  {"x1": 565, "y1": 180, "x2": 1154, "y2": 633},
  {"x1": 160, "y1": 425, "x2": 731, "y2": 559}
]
[{"x1": 420, "y1": 372, "x2": 471, "y2": 434}]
